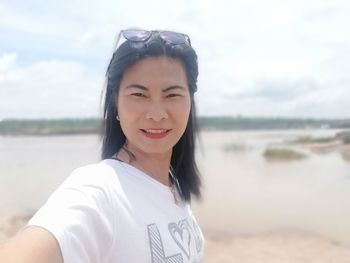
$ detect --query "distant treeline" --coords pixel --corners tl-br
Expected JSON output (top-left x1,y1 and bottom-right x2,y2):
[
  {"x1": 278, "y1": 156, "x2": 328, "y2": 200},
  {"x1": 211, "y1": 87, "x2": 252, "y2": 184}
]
[
  {"x1": 0, "y1": 118, "x2": 103, "y2": 136},
  {"x1": 198, "y1": 116, "x2": 350, "y2": 130},
  {"x1": 0, "y1": 117, "x2": 350, "y2": 135}
]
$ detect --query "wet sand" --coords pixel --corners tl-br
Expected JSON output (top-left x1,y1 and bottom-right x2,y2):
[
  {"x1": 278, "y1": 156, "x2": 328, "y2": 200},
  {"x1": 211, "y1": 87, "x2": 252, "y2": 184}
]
[
  {"x1": 306, "y1": 141, "x2": 350, "y2": 161},
  {"x1": 1, "y1": 212, "x2": 350, "y2": 262},
  {"x1": 204, "y1": 231, "x2": 350, "y2": 262}
]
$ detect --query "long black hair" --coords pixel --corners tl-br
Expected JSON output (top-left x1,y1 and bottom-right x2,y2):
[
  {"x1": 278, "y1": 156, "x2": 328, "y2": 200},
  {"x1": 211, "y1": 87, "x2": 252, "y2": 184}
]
[{"x1": 100, "y1": 31, "x2": 201, "y2": 201}]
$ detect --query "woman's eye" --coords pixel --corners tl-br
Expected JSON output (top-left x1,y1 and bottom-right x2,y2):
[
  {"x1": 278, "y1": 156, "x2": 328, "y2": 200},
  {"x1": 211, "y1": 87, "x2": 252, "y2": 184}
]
[
  {"x1": 131, "y1": 93, "x2": 146, "y2": 97},
  {"x1": 167, "y1": 94, "x2": 181, "y2": 98}
]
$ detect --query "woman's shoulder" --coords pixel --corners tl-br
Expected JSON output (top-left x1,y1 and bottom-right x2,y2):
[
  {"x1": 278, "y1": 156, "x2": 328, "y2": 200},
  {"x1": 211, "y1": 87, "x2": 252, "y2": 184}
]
[
  {"x1": 72, "y1": 158, "x2": 115, "y2": 172},
  {"x1": 56, "y1": 159, "x2": 123, "y2": 194},
  {"x1": 68, "y1": 159, "x2": 121, "y2": 179},
  {"x1": 34, "y1": 159, "x2": 125, "y2": 216}
]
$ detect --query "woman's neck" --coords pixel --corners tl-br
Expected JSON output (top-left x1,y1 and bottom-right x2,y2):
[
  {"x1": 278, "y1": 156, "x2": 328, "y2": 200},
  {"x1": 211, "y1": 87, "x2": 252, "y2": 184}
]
[{"x1": 116, "y1": 145, "x2": 172, "y2": 187}]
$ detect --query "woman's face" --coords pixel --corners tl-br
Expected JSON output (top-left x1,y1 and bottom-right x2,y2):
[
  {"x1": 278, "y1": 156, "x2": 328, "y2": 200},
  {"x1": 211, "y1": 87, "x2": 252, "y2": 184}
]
[{"x1": 117, "y1": 56, "x2": 191, "y2": 156}]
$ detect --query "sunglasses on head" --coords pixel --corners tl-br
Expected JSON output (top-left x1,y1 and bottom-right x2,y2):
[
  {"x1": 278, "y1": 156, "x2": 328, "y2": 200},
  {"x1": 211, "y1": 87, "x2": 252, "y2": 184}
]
[{"x1": 115, "y1": 29, "x2": 191, "y2": 49}]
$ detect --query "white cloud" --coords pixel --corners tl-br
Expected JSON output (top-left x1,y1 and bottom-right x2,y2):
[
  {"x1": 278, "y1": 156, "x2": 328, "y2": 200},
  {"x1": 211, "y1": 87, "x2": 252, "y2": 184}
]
[
  {"x1": 1, "y1": 0, "x2": 350, "y2": 118},
  {"x1": 0, "y1": 53, "x2": 17, "y2": 71},
  {"x1": 0, "y1": 53, "x2": 104, "y2": 119}
]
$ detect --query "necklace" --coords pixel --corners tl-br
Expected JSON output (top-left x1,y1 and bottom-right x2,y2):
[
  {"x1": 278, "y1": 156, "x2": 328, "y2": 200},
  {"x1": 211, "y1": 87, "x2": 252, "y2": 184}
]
[
  {"x1": 170, "y1": 184, "x2": 178, "y2": 204},
  {"x1": 169, "y1": 165, "x2": 183, "y2": 205}
]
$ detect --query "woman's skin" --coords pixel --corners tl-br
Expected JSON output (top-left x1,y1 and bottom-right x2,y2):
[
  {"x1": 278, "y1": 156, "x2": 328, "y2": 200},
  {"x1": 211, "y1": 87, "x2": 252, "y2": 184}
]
[
  {"x1": 0, "y1": 226, "x2": 64, "y2": 263},
  {"x1": 0, "y1": 55, "x2": 191, "y2": 262},
  {"x1": 116, "y1": 56, "x2": 191, "y2": 187}
]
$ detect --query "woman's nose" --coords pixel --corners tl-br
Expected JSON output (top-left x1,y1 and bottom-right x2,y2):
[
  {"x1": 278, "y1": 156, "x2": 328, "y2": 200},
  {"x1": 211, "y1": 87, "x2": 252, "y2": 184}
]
[{"x1": 145, "y1": 101, "x2": 169, "y2": 121}]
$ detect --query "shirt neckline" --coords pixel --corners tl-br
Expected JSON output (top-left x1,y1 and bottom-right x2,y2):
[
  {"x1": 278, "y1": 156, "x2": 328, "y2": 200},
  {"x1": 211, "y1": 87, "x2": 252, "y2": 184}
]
[
  {"x1": 106, "y1": 158, "x2": 172, "y2": 192},
  {"x1": 104, "y1": 158, "x2": 186, "y2": 207}
]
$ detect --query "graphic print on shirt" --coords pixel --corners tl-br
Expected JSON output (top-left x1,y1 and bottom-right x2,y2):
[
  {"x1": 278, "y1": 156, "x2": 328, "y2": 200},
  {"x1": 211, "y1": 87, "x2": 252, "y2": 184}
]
[
  {"x1": 147, "y1": 218, "x2": 203, "y2": 263},
  {"x1": 190, "y1": 219, "x2": 203, "y2": 253},
  {"x1": 168, "y1": 220, "x2": 191, "y2": 259},
  {"x1": 148, "y1": 224, "x2": 183, "y2": 263}
]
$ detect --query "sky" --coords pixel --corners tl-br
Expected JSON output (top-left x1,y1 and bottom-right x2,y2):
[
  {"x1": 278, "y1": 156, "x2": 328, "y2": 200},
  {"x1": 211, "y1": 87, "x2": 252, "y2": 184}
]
[{"x1": 0, "y1": 0, "x2": 349, "y2": 119}]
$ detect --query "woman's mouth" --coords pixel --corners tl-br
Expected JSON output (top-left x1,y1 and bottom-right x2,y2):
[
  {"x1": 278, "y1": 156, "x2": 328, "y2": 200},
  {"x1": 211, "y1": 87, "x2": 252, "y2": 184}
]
[{"x1": 140, "y1": 129, "x2": 171, "y2": 139}]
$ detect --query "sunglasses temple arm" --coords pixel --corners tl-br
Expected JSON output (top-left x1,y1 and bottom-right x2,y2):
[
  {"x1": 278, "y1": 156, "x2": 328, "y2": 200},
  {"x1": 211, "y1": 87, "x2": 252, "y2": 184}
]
[
  {"x1": 106, "y1": 31, "x2": 122, "y2": 73},
  {"x1": 113, "y1": 31, "x2": 123, "y2": 51},
  {"x1": 186, "y1": 35, "x2": 192, "y2": 46}
]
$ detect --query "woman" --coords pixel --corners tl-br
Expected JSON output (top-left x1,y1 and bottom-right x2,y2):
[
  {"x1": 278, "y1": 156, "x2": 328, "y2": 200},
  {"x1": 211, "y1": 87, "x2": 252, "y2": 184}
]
[{"x1": 0, "y1": 29, "x2": 204, "y2": 263}]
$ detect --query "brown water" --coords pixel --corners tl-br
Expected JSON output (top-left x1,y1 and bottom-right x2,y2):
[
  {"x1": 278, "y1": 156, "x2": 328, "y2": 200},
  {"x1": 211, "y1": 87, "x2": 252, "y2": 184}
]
[{"x1": 1, "y1": 130, "x2": 350, "y2": 245}]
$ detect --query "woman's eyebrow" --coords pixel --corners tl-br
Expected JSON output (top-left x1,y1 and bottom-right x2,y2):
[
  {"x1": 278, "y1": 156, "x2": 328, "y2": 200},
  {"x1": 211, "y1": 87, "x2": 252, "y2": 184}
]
[
  {"x1": 125, "y1": 84, "x2": 186, "y2": 92},
  {"x1": 162, "y1": 85, "x2": 186, "y2": 92},
  {"x1": 125, "y1": 84, "x2": 147, "y2": 90}
]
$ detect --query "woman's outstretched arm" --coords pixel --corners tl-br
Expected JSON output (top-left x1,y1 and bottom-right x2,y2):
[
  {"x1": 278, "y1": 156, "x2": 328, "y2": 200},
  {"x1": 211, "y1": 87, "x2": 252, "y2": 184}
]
[{"x1": 0, "y1": 226, "x2": 63, "y2": 263}]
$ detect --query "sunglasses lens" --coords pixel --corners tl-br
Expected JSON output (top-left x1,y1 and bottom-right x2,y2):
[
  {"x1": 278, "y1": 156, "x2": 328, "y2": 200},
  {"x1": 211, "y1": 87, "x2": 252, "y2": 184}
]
[
  {"x1": 120, "y1": 29, "x2": 190, "y2": 46},
  {"x1": 123, "y1": 30, "x2": 151, "y2": 42},
  {"x1": 160, "y1": 31, "x2": 188, "y2": 45}
]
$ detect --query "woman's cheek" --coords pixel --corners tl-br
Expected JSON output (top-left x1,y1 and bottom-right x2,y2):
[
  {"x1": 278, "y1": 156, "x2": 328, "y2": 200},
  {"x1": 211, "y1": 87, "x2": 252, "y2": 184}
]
[{"x1": 122, "y1": 99, "x2": 146, "y2": 114}]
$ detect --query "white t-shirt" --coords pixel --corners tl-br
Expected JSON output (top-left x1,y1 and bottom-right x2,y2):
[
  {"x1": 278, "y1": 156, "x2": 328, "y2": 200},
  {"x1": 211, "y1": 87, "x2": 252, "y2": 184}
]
[{"x1": 27, "y1": 159, "x2": 204, "y2": 263}]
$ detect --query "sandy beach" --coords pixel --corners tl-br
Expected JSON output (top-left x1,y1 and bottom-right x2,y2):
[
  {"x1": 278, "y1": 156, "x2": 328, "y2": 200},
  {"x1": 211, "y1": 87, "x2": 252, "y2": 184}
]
[
  {"x1": 204, "y1": 231, "x2": 350, "y2": 262},
  {"x1": 1, "y1": 212, "x2": 350, "y2": 262}
]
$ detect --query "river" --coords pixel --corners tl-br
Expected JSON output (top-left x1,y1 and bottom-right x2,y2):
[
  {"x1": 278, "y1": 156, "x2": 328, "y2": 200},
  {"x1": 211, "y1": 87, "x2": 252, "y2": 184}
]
[{"x1": 1, "y1": 129, "x2": 349, "y2": 245}]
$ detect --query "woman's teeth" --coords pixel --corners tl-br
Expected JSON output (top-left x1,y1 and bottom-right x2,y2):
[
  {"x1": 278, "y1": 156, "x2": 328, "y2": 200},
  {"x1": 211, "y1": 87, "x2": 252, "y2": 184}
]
[{"x1": 143, "y1": 129, "x2": 168, "y2": 134}]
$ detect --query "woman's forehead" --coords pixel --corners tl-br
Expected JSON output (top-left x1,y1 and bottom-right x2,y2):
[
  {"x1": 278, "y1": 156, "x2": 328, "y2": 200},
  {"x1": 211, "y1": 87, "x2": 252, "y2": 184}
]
[{"x1": 120, "y1": 56, "x2": 188, "y2": 88}]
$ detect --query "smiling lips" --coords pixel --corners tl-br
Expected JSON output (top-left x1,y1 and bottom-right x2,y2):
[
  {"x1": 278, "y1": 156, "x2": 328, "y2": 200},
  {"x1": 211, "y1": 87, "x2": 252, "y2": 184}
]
[{"x1": 140, "y1": 128, "x2": 171, "y2": 139}]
